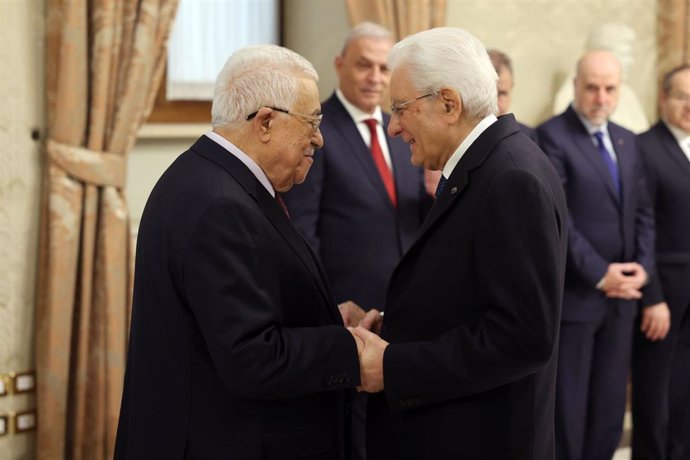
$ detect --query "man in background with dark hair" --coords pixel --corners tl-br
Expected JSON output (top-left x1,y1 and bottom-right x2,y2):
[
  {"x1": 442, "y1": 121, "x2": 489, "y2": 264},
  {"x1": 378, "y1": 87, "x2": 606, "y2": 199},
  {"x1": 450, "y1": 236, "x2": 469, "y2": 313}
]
[{"x1": 631, "y1": 63, "x2": 690, "y2": 460}]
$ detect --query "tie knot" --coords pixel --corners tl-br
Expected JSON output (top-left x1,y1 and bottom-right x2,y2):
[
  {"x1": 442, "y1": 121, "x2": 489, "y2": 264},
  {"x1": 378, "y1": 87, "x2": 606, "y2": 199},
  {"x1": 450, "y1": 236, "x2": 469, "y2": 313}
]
[
  {"x1": 364, "y1": 118, "x2": 378, "y2": 133},
  {"x1": 594, "y1": 131, "x2": 605, "y2": 143}
]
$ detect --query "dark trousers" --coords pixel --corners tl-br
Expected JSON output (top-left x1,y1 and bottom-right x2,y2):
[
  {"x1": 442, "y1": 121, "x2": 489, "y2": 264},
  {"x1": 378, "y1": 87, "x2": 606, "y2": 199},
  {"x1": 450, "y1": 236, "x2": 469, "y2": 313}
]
[
  {"x1": 555, "y1": 309, "x2": 634, "y2": 460},
  {"x1": 632, "y1": 298, "x2": 690, "y2": 460},
  {"x1": 351, "y1": 391, "x2": 367, "y2": 460}
]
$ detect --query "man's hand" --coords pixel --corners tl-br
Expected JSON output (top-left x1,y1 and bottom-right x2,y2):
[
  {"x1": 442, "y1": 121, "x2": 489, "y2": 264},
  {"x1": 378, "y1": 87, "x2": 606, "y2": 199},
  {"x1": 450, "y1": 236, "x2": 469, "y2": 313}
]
[
  {"x1": 599, "y1": 262, "x2": 647, "y2": 299},
  {"x1": 350, "y1": 326, "x2": 389, "y2": 393},
  {"x1": 360, "y1": 309, "x2": 383, "y2": 334},
  {"x1": 338, "y1": 301, "x2": 366, "y2": 327},
  {"x1": 640, "y1": 302, "x2": 671, "y2": 341}
]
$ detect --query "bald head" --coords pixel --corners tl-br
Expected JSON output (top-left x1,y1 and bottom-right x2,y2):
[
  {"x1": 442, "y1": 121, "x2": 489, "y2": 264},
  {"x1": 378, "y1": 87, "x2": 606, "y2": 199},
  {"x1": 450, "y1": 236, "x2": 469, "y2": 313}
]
[{"x1": 573, "y1": 51, "x2": 621, "y2": 126}]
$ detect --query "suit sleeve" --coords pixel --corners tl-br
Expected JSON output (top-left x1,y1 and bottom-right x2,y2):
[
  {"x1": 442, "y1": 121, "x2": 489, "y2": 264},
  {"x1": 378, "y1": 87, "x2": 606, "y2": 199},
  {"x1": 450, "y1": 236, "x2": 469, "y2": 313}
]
[
  {"x1": 538, "y1": 126, "x2": 610, "y2": 286},
  {"x1": 383, "y1": 169, "x2": 564, "y2": 409},
  {"x1": 182, "y1": 197, "x2": 360, "y2": 399},
  {"x1": 283, "y1": 149, "x2": 325, "y2": 254},
  {"x1": 638, "y1": 143, "x2": 664, "y2": 306}
]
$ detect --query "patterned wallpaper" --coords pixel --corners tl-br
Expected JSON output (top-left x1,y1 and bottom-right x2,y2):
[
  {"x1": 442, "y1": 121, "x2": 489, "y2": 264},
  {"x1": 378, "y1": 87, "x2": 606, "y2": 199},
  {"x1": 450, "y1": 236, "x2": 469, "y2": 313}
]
[
  {"x1": 446, "y1": 0, "x2": 658, "y2": 126},
  {"x1": 0, "y1": 0, "x2": 44, "y2": 457}
]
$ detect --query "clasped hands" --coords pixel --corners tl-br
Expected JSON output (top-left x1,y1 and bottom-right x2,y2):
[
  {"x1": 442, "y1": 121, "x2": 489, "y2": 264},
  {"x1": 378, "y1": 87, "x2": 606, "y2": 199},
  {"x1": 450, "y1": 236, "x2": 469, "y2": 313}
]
[
  {"x1": 596, "y1": 263, "x2": 670, "y2": 341},
  {"x1": 598, "y1": 262, "x2": 647, "y2": 300},
  {"x1": 337, "y1": 301, "x2": 389, "y2": 393}
]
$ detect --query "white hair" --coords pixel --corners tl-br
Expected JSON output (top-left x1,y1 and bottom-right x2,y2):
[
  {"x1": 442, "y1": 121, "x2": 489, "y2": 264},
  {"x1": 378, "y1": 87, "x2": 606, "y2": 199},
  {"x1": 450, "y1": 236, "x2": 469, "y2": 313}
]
[
  {"x1": 340, "y1": 21, "x2": 393, "y2": 56},
  {"x1": 388, "y1": 27, "x2": 498, "y2": 119},
  {"x1": 211, "y1": 44, "x2": 318, "y2": 129}
]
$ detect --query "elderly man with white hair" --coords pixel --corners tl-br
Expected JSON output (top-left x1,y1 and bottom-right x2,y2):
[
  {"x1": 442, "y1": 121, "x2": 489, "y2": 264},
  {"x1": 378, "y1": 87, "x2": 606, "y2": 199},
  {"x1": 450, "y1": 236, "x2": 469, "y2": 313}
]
[
  {"x1": 115, "y1": 44, "x2": 363, "y2": 459},
  {"x1": 352, "y1": 27, "x2": 568, "y2": 459}
]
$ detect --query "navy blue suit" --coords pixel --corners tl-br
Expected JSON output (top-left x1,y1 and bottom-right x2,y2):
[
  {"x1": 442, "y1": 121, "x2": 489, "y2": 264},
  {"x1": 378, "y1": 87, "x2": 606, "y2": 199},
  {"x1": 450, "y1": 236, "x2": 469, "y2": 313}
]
[
  {"x1": 632, "y1": 121, "x2": 690, "y2": 460},
  {"x1": 284, "y1": 93, "x2": 430, "y2": 310},
  {"x1": 537, "y1": 106, "x2": 655, "y2": 460},
  {"x1": 115, "y1": 136, "x2": 360, "y2": 459}
]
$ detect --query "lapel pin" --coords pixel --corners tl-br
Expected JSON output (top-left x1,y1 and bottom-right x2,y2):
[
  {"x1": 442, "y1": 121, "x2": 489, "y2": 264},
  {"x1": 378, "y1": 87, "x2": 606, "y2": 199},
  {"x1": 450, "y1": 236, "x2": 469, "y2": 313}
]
[
  {"x1": 451, "y1": 187, "x2": 458, "y2": 194},
  {"x1": 617, "y1": 139, "x2": 624, "y2": 145}
]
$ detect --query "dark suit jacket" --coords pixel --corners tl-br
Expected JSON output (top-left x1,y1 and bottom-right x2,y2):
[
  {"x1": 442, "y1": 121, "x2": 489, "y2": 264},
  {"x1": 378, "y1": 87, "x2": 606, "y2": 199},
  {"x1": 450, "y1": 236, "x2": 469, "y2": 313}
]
[
  {"x1": 284, "y1": 93, "x2": 430, "y2": 310},
  {"x1": 518, "y1": 120, "x2": 539, "y2": 144},
  {"x1": 367, "y1": 115, "x2": 568, "y2": 459},
  {"x1": 537, "y1": 106, "x2": 655, "y2": 321},
  {"x1": 115, "y1": 135, "x2": 360, "y2": 460},
  {"x1": 639, "y1": 121, "x2": 690, "y2": 311}
]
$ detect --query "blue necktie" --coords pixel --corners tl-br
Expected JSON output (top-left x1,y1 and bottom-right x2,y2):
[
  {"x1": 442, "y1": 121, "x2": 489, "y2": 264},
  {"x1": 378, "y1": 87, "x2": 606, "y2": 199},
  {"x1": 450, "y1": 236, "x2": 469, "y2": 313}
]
[
  {"x1": 594, "y1": 131, "x2": 620, "y2": 196},
  {"x1": 435, "y1": 175, "x2": 447, "y2": 198}
]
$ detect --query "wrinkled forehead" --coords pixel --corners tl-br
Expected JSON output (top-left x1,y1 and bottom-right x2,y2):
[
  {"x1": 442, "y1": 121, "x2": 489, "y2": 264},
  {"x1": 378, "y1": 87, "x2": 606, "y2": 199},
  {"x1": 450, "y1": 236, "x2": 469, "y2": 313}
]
[
  {"x1": 293, "y1": 77, "x2": 321, "y2": 110},
  {"x1": 389, "y1": 66, "x2": 416, "y2": 98}
]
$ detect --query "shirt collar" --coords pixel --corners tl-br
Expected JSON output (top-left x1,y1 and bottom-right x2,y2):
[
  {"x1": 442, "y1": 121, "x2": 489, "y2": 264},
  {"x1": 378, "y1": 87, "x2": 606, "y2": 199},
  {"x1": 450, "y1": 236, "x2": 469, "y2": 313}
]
[
  {"x1": 663, "y1": 118, "x2": 690, "y2": 146},
  {"x1": 204, "y1": 131, "x2": 275, "y2": 197},
  {"x1": 335, "y1": 88, "x2": 384, "y2": 125},
  {"x1": 442, "y1": 114, "x2": 498, "y2": 179},
  {"x1": 573, "y1": 105, "x2": 609, "y2": 136}
]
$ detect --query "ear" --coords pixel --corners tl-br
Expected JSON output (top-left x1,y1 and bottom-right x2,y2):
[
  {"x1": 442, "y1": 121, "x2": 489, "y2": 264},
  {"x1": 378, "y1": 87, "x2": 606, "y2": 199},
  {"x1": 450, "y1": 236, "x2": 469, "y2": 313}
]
[
  {"x1": 334, "y1": 54, "x2": 343, "y2": 73},
  {"x1": 438, "y1": 87, "x2": 462, "y2": 121},
  {"x1": 254, "y1": 107, "x2": 274, "y2": 143}
]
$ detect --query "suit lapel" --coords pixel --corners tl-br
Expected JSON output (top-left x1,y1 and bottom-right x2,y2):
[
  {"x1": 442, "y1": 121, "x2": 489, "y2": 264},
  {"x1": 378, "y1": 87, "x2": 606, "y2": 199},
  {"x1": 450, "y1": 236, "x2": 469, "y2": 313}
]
[
  {"x1": 657, "y1": 122, "x2": 690, "y2": 178},
  {"x1": 565, "y1": 108, "x2": 621, "y2": 203},
  {"x1": 191, "y1": 135, "x2": 340, "y2": 323},
  {"x1": 400, "y1": 115, "x2": 517, "y2": 264},
  {"x1": 325, "y1": 95, "x2": 395, "y2": 208},
  {"x1": 609, "y1": 124, "x2": 634, "y2": 205}
]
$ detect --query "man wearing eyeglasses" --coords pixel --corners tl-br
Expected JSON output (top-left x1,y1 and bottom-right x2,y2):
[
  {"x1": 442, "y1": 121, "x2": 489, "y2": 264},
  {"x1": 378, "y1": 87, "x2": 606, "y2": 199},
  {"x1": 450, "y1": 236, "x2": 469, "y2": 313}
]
[
  {"x1": 349, "y1": 27, "x2": 568, "y2": 459},
  {"x1": 631, "y1": 64, "x2": 690, "y2": 460},
  {"x1": 283, "y1": 22, "x2": 430, "y2": 460},
  {"x1": 115, "y1": 44, "x2": 364, "y2": 460}
]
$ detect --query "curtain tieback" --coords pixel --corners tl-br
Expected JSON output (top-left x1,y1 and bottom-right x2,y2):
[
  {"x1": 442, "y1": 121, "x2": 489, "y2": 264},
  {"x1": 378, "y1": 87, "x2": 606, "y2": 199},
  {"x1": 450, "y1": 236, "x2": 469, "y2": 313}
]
[{"x1": 46, "y1": 140, "x2": 126, "y2": 188}]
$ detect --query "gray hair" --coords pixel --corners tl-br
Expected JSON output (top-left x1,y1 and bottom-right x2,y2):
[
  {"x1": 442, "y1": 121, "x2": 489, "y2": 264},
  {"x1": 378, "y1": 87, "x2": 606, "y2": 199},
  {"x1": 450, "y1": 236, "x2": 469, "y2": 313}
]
[
  {"x1": 340, "y1": 21, "x2": 393, "y2": 56},
  {"x1": 211, "y1": 44, "x2": 318, "y2": 129},
  {"x1": 388, "y1": 27, "x2": 498, "y2": 119}
]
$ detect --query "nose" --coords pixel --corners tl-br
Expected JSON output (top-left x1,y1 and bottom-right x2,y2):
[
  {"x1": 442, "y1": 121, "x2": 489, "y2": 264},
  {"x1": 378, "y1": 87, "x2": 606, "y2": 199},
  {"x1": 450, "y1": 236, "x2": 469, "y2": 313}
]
[
  {"x1": 312, "y1": 128, "x2": 324, "y2": 149},
  {"x1": 388, "y1": 114, "x2": 402, "y2": 137},
  {"x1": 595, "y1": 88, "x2": 608, "y2": 104}
]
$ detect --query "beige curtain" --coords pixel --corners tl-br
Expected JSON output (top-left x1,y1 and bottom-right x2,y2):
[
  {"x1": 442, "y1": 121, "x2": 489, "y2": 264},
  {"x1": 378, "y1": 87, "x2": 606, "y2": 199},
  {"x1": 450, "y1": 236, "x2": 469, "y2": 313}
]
[
  {"x1": 36, "y1": 1, "x2": 178, "y2": 459},
  {"x1": 345, "y1": 0, "x2": 446, "y2": 39},
  {"x1": 657, "y1": 0, "x2": 690, "y2": 85}
]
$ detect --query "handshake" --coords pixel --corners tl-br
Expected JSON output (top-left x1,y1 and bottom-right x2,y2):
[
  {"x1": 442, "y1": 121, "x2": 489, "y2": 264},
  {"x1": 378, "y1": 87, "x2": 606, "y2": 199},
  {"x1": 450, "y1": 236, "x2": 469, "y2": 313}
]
[{"x1": 337, "y1": 301, "x2": 389, "y2": 394}]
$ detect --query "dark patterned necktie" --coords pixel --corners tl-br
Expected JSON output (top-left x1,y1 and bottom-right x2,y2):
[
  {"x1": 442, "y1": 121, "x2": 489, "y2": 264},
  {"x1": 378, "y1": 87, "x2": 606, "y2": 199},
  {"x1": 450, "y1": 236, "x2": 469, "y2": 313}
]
[
  {"x1": 435, "y1": 175, "x2": 447, "y2": 198},
  {"x1": 275, "y1": 193, "x2": 290, "y2": 218}
]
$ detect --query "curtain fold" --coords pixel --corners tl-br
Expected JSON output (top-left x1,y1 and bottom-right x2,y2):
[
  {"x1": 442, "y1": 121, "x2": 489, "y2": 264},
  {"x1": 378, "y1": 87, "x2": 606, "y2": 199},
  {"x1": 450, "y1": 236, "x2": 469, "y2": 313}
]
[
  {"x1": 36, "y1": 1, "x2": 179, "y2": 459},
  {"x1": 345, "y1": 0, "x2": 447, "y2": 40},
  {"x1": 657, "y1": 0, "x2": 690, "y2": 86}
]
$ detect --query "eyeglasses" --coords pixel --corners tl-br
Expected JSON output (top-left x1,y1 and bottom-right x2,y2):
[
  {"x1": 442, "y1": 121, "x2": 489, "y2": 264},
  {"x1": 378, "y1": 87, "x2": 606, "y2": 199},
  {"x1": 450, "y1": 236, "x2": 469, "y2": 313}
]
[
  {"x1": 390, "y1": 93, "x2": 435, "y2": 117},
  {"x1": 245, "y1": 106, "x2": 323, "y2": 133}
]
